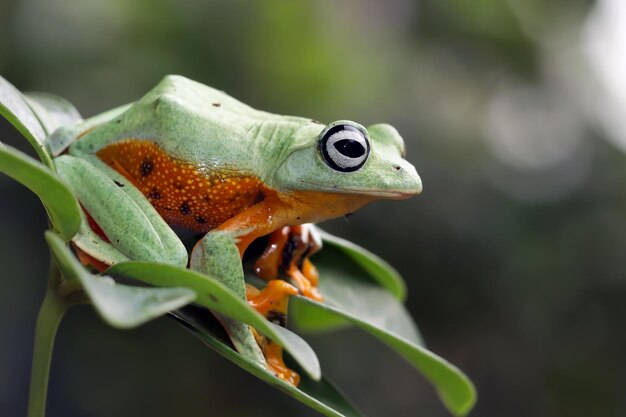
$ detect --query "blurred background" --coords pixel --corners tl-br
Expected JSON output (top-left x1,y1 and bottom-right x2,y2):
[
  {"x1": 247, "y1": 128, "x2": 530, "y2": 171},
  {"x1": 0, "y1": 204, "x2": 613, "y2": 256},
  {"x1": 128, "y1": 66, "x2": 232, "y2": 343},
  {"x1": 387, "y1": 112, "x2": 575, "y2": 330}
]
[{"x1": 1, "y1": 0, "x2": 625, "y2": 416}]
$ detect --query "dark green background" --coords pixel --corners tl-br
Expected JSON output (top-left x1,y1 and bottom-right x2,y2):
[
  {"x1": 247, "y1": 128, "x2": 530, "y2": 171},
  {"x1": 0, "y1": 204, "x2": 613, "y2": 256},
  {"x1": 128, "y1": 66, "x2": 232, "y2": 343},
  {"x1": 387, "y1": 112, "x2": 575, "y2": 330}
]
[{"x1": 2, "y1": 0, "x2": 625, "y2": 416}]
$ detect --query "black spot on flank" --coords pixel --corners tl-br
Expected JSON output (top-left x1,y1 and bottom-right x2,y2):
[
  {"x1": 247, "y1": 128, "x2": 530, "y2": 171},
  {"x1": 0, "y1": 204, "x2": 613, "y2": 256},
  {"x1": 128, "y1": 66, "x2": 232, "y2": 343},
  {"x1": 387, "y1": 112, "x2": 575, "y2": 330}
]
[
  {"x1": 266, "y1": 310, "x2": 287, "y2": 327},
  {"x1": 180, "y1": 202, "x2": 191, "y2": 215},
  {"x1": 140, "y1": 158, "x2": 153, "y2": 177},
  {"x1": 114, "y1": 180, "x2": 125, "y2": 187},
  {"x1": 195, "y1": 216, "x2": 207, "y2": 224},
  {"x1": 116, "y1": 119, "x2": 121, "y2": 124},
  {"x1": 208, "y1": 294, "x2": 219, "y2": 303},
  {"x1": 253, "y1": 191, "x2": 265, "y2": 205},
  {"x1": 212, "y1": 102, "x2": 221, "y2": 107},
  {"x1": 148, "y1": 187, "x2": 162, "y2": 200}
]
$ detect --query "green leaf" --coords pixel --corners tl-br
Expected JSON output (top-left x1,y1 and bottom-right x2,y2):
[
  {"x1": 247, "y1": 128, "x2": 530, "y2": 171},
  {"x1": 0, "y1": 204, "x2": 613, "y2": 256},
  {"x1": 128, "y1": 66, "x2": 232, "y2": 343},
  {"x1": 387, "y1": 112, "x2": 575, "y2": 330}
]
[
  {"x1": 290, "y1": 245, "x2": 477, "y2": 417},
  {"x1": 317, "y1": 228, "x2": 406, "y2": 300},
  {"x1": 45, "y1": 232, "x2": 196, "y2": 329},
  {"x1": 0, "y1": 75, "x2": 52, "y2": 168},
  {"x1": 171, "y1": 306, "x2": 364, "y2": 417},
  {"x1": 72, "y1": 209, "x2": 132, "y2": 266},
  {"x1": 289, "y1": 298, "x2": 350, "y2": 333},
  {"x1": 287, "y1": 228, "x2": 408, "y2": 333},
  {"x1": 24, "y1": 92, "x2": 82, "y2": 135},
  {"x1": 107, "y1": 261, "x2": 321, "y2": 381},
  {"x1": 0, "y1": 144, "x2": 80, "y2": 241}
]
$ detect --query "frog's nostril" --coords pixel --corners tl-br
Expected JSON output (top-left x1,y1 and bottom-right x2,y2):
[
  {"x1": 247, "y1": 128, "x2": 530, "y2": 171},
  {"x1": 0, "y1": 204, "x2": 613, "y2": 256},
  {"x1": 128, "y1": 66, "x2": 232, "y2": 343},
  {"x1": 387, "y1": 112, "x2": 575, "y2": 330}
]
[{"x1": 393, "y1": 165, "x2": 401, "y2": 171}]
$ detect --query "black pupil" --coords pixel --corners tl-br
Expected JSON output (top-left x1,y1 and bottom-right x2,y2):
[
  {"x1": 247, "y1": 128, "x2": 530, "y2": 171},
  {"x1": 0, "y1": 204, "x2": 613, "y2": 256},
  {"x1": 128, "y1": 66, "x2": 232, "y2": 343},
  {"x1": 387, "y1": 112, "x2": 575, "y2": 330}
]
[{"x1": 333, "y1": 139, "x2": 365, "y2": 158}]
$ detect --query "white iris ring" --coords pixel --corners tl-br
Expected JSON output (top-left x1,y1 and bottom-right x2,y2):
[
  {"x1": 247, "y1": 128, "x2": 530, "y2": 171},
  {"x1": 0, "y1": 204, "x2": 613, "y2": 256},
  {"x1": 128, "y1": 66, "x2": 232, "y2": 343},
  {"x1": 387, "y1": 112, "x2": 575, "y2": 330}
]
[{"x1": 325, "y1": 130, "x2": 368, "y2": 170}]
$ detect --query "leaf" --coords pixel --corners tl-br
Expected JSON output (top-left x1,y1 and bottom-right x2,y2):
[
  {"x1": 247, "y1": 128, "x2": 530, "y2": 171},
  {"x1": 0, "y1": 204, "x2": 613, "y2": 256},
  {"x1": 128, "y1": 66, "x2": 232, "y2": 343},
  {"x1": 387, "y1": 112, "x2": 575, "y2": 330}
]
[
  {"x1": 72, "y1": 209, "x2": 132, "y2": 266},
  {"x1": 0, "y1": 75, "x2": 52, "y2": 168},
  {"x1": 0, "y1": 144, "x2": 80, "y2": 241},
  {"x1": 171, "y1": 305, "x2": 364, "y2": 417},
  {"x1": 24, "y1": 92, "x2": 82, "y2": 135},
  {"x1": 45, "y1": 231, "x2": 196, "y2": 329},
  {"x1": 46, "y1": 104, "x2": 131, "y2": 157},
  {"x1": 287, "y1": 228, "x2": 408, "y2": 333},
  {"x1": 317, "y1": 228, "x2": 406, "y2": 300},
  {"x1": 290, "y1": 245, "x2": 477, "y2": 417},
  {"x1": 289, "y1": 298, "x2": 350, "y2": 333},
  {"x1": 107, "y1": 261, "x2": 321, "y2": 381}
]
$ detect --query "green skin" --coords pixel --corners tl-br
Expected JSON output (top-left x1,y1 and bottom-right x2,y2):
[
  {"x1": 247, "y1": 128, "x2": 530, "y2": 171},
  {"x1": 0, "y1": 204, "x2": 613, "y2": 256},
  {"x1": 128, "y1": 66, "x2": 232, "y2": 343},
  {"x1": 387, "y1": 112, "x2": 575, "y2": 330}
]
[{"x1": 47, "y1": 75, "x2": 422, "y2": 369}]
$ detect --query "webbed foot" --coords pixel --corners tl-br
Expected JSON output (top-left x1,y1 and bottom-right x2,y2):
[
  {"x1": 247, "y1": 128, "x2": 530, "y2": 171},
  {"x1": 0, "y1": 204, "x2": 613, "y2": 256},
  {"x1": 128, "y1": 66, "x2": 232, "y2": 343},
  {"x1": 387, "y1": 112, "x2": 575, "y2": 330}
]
[
  {"x1": 246, "y1": 281, "x2": 300, "y2": 386},
  {"x1": 250, "y1": 328, "x2": 301, "y2": 386},
  {"x1": 254, "y1": 224, "x2": 323, "y2": 302}
]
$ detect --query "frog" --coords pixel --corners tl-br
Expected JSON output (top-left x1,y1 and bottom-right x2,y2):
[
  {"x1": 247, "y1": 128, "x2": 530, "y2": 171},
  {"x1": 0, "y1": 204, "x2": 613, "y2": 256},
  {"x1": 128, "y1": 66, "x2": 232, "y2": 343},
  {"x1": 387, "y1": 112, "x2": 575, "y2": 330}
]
[{"x1": 47, "y1": 75, "x2": 422, "y2": 385}]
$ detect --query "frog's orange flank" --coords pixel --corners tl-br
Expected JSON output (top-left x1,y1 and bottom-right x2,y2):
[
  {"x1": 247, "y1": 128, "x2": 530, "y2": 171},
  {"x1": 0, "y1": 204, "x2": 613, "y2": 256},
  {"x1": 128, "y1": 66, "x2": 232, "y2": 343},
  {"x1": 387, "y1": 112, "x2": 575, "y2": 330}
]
[{"x1": 97, "y1": 139, "x2": 267, "y2": 232}]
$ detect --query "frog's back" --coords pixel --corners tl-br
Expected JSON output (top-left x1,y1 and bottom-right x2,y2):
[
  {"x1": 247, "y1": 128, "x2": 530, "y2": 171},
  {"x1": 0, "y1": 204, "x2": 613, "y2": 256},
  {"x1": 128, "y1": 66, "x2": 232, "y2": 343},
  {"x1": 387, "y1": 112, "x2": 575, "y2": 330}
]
[
  {"x1": 66, "y1": 76, "x2": 311, "y2": 232},
  {"x1": 69, "y1": 75, "x2": 310, "y2": 175}
]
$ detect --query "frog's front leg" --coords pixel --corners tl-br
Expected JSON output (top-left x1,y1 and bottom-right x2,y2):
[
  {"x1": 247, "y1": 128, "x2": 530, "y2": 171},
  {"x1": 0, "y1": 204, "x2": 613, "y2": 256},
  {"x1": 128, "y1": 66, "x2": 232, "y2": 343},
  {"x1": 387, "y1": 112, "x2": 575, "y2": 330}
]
[
  {"x1": 254, "y1": 224, "x2": 323, "y2": 301},
  {"x1": 189, "y1": 202, "x2": 301, "y2": 385}
]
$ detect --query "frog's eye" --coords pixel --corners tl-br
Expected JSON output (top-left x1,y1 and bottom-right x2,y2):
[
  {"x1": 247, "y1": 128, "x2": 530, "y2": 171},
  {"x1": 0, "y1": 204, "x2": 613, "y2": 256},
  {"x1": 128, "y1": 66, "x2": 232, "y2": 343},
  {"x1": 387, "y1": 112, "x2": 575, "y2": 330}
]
[{"x1": 319, "y1": 124, "x2": 370, "y2": 172}]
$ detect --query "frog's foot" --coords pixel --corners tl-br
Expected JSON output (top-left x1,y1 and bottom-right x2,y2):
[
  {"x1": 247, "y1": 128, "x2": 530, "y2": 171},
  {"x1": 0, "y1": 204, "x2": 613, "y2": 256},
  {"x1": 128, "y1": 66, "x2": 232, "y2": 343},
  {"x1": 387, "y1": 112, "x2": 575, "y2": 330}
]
[
  {"x1": 254, "y1": 224, "x2": 323, "y2": 302},
  {"x1": 250, "y1": 328, "x2": 301, "y2": 386},
  {"x1": 246, "y1": 281, "x2": 300, "y2": 386}
]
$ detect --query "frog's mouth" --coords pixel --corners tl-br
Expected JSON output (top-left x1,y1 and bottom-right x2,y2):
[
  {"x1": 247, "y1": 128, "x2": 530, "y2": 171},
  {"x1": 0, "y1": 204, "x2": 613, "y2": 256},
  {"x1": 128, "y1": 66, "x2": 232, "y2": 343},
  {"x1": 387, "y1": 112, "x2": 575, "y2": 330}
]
[{"x1": 298, "y1": 180, "x2": 419, "y2": 199}]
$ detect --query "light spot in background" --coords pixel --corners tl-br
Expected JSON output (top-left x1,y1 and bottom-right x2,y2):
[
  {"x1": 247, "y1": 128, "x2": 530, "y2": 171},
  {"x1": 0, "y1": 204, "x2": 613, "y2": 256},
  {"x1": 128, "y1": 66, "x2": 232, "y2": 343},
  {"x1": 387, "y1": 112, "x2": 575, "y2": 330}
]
[
  {"x1": 486, "y1": 156, "x2": 589, "y2": 203},
  {"x1": 582, "y1": 0, "x2": 626, "y2": 152},
  {"x1": 485, "y1": 82, "x2": 584, "y2": 170},
  {"x1": 483, "y1": 81, "x2": 587, "y2": 201}
]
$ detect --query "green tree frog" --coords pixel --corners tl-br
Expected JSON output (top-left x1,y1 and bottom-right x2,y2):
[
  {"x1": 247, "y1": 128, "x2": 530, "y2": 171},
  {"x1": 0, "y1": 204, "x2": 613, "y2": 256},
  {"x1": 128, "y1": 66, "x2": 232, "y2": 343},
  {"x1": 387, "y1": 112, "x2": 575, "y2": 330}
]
[{"x1": 47, "y1": 75, "x2": 422, "y2": 385}]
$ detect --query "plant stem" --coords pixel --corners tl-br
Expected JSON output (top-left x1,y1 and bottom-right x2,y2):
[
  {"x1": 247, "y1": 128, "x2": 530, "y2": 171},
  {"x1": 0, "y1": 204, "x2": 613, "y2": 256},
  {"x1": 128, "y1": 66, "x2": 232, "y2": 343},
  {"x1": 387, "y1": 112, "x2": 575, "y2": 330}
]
[{"x1": 27, "y1": 264, "x2": 70, "y2": 417}]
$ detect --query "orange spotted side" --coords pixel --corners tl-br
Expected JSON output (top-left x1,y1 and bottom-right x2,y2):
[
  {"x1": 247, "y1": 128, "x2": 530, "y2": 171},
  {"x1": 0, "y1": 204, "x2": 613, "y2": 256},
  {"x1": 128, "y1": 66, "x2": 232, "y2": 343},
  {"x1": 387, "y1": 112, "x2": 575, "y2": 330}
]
[{"x1": 96, "y1": 140, "x2": 266, "y2": 232}]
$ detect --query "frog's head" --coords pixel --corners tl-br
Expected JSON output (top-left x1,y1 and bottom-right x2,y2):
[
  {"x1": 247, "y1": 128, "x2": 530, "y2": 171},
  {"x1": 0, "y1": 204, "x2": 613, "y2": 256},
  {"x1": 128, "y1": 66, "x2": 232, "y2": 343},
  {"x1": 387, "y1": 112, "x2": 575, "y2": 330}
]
[{"x1": 274, "y1": 120, "x2": 422, "y2": 199}]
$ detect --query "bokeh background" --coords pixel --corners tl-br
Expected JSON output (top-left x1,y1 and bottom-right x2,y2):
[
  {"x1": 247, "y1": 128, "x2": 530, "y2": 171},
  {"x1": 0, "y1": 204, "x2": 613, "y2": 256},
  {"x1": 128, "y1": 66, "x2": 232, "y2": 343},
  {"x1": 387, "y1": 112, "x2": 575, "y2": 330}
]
[{"x1": 1, "y1": 0, "x2": 625, "y2": 416}]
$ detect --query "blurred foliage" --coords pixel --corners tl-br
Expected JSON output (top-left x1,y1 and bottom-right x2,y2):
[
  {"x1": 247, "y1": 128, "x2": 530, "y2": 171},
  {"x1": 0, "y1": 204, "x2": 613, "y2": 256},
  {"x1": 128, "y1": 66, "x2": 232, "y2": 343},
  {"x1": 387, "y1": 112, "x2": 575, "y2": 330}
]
[{"x1": 2, "y1": 0, "x2": 626, "y2": 416}]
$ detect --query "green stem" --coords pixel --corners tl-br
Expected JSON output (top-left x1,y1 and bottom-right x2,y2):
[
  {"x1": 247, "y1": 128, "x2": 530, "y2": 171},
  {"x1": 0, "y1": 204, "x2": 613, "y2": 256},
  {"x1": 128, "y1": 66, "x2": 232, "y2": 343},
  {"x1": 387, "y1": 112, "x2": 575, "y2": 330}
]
[{"x1": 27, "y1": 264, "x2": 71, "y2": 417}]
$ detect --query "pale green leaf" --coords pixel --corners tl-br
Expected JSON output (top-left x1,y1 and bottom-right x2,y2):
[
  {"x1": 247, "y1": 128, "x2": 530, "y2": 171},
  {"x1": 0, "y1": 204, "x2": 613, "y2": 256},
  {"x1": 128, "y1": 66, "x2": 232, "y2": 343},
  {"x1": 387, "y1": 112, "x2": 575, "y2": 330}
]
[
  {"x1": 317, "y1": 228, "x2": 406, "y2": 300},
  {"x1": 0, "y1": 75, "x2": 52, "y2": 167},
  {"x1": 107, "y1": 261, "x2": 321, "y2": 381},
  {"x1": 0, "y1": 144, "x2": 80, "y2": 241},
  {"x1": 290, "y1": 245, "x2": 476, "y2": 416},
  {"x1": 24, "y1": 92, "x2": 82, "y2": 135},
  {"x1": 45, "y1": 232, "x2": 196, "y2": 329}
]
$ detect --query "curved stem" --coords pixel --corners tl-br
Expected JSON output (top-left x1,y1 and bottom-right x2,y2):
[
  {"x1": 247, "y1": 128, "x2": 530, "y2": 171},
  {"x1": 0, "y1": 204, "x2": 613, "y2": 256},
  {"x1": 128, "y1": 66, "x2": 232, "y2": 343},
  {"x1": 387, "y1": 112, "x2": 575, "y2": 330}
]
[{"x1": 27, "y1": 264, "x2": 71, "y2": 417}]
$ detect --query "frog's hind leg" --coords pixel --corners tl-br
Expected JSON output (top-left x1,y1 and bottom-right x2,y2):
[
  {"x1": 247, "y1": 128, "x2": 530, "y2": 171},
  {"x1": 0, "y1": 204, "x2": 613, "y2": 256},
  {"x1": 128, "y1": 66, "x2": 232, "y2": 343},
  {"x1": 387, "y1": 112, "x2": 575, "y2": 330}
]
[
  {"x1": 245, "y1": 282, "x2": 300, "y2": 386},
  {"x1": 190, "y1": 228, "x2": 303, "y2": 385},
  {"x1": 54, "y1": 154, "x2": 188, "y2": 268},
  {"x1": 254, "y1": 224, "x2": 323, "y2": 302},
  {"x1": 189, "y1": 202, "x2": 304, "y2": 385}
]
